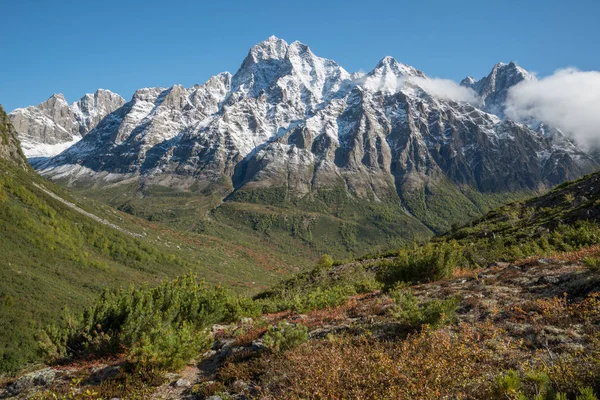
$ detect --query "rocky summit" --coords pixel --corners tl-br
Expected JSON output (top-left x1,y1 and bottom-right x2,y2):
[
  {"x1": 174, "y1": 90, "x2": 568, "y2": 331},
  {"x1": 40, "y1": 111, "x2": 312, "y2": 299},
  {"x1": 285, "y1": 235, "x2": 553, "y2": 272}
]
[
  {"x1": 9, "y1": 37, "x2": 599, "y2": 229},
  {"x1": 9, "y1": 89, "x2": 125, "y2": 158}
]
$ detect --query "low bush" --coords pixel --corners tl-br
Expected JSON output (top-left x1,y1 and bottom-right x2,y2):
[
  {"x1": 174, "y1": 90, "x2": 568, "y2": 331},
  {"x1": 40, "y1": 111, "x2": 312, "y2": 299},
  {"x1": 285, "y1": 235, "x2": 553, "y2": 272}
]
[
  {"x1": 584, "y1": 256, "x2": 600, "y2": 273},
  {"x1": 217, "y1": 323, "x2": 512, "y2": 399},
  {"x1": 262, "y1": 321, "x2": 308, "y2": 353},
  {"x1": 376, "y1": 241, "x2": 463, "y2": 286},
  {"x1": 38, "y1": 274, "x2": 236, "y2": 372},
  {"x1": 389, "y1": 287, "x2": 460, "y2": 330},
  {"x1": 493, "y1": 369, "x2": 598, "y2": 400}
]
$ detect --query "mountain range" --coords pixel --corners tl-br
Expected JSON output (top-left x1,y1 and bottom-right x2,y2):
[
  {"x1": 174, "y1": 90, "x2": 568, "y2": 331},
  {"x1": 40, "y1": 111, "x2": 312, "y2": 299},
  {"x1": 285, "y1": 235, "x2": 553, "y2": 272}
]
[{"x1": 9, "y1": 37, "x2": 598, "y2": 232}]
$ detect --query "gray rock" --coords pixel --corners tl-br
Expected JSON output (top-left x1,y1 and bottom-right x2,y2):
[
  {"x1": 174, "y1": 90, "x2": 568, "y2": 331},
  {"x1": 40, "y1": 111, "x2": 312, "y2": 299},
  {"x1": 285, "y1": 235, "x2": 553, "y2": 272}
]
[
  {"x1": 537, "y1": 275, "x2": 561, "y2": 285},
  {"x1": 163, "y1": 372, "x2": 181, "y2": 381},
  {"x1": 488, "y1": 262, "x2": 511, "y2": 268},
  {"x1": 231, "y1": 379, "x2": 249, "y2": 393},
  {"x1": 172, "y1": 378, "x2": 191, "y2": 388},
  {"x1": 6, "y1": 367, "x2": 57, "y2": 396},
  {"x1": 88, "y1": 365, "x2": 120, "y2": 384}
]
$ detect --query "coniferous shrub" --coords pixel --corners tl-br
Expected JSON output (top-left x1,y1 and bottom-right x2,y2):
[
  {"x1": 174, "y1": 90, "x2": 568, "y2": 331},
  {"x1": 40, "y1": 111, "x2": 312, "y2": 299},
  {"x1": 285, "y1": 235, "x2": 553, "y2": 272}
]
[
  {"x1": 583, "y1": 257, "x2": 600, "y2": 273},
  {"x1": 39, "y1": 273, "x2": 232, "y2": 371},
  {"x1": 389, "y1": 287, "x2": 460, "y2": 330},
  {"x1": 263, "y1": 321, "x2": 308, "y2": 353},
  {"x1": 377, "y1": 241, "x2": 463, "y2": 286}
]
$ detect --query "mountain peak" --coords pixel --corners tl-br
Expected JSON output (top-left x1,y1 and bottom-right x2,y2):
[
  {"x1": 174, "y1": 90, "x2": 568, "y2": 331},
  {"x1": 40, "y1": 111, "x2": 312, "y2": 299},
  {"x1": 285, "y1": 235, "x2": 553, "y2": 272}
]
[
  {"x1": 47, "y1": 93, "x2": 68, "y2": 105},
  {"x1": 489, "y1": 61, "x2": 535, "y2": 81},
  {"x1": 370, "y1": 56, "x2": 426, "y2": 78},
  {"x1": 460, "y1": 76, "x2": 476, "y2": 87},
  {"x1": 247, "y1": 36, "x2": 289, "y2": 61},
  {"x1": 377, "y1": 55, "x2": 397, "y2": 66},
  {"x1": 468, "y1": 61, "x2": 535, "y2": 116},
  {"x1": 94, "y1": 88, "x2": 120, "y2": 97}
]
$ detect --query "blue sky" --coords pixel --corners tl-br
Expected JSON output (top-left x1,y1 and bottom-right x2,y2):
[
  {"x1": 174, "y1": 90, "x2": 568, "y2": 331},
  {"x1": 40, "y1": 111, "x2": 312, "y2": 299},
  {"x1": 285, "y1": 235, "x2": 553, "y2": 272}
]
[{"x1": 1, "y1": 0, "x2": 599, "y2": 111}]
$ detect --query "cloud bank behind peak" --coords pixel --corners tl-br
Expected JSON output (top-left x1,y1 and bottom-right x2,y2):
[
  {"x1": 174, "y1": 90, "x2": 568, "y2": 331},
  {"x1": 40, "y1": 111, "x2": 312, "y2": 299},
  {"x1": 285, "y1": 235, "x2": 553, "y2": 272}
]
[{"x1": 506, "y1": 68, "x2": 600, "y2": 148}]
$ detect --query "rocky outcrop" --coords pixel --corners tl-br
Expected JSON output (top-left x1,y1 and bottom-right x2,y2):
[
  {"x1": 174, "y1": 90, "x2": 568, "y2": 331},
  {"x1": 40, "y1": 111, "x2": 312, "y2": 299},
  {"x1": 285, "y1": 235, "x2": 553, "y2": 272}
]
[{"x1": 0, "y1": 105, "x2": 28, "y2": 168}]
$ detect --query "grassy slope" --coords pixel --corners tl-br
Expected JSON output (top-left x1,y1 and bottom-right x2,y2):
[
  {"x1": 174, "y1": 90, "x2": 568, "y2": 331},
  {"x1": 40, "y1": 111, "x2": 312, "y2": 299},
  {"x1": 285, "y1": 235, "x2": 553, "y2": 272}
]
[
  {"x1": 72, "y1": 175, "x2": 532, "y2": 264},
  {"x1": 447, "y1": 170, "x2": 600, "y2": 242},
  {"x1": 400, "y1": 175, "x2": 534, "y2": 233},
  {"x1": 66, "y1": 170, "x2": 535, "y2": 268},
  {"x1": 75, "y1": 183, "x2": 433, "y2": 260},
  {"x1": 0, "y1": 164, "x2": 314, "y2": 373}
]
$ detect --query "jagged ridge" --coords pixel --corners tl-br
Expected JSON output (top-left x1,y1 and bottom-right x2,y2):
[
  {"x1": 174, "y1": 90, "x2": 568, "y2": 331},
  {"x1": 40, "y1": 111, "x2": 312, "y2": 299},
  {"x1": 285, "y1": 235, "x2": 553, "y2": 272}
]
[
  {"x1": 9, "y1": 89, "x2": 125, "y2": 158},
  {"x1": 12, "y1": 37, "x2": 599, "y2": 232}
]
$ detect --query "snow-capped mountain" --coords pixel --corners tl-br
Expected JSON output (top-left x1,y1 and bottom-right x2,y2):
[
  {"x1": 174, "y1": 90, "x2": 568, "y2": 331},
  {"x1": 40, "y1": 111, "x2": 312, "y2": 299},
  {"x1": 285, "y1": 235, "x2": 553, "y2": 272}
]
[
  {"x1": 9, "y1": 89, "x2": 125, "y2": 158},
  {"x1": 461, "y1": 62, "x2": 536, "y2": 116},
  {"x1": 19, "y1": 37, "x2": 597, "y2": 213}
]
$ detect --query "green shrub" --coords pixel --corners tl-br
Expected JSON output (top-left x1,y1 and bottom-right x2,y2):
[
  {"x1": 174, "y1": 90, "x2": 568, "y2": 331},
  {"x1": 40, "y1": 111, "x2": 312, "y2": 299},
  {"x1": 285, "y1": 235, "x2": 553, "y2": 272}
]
[
  {"x1": 263, "y1": 321, "x2": 308, "y2": 353},
  {"x1": 389, "y1": 287, "x2": 460, "y2": 330},
  {"x1": 377, "y1": 241, "x2": 463, "y2": 286},
  {"x1": 584, "y1": 257, "x2": 600, "y2": 273},
  {"x1": 494, "y1": 370, "x2": 522, "y2": 399},
  {"x1": 492, "y1": 369, "x2": 597, "y2": 400},
  {"x1": 39, "y1": 273, "x2": 232, "y2": 371},
  {"x1": 353, "y1": 279, "x2": 383, "y2": 294},
  {"x1": 524, "y1": 371, "x2": 551, "y2": 399},
  {"x1": 300, "y1": 285, "x2": 355, "y2": 312},
  {"x1": 577, "y1": 387, "x2": 598, "y2": 400},
  {"x1": 223, "y1": 295, "x2": 264, "y2": 323},
  {"x1": 129, "y1": 321, "x2": 210, "y2": 371},
  {"x1": 317, "y1": 254, "x2": 334, "y2": 269}
]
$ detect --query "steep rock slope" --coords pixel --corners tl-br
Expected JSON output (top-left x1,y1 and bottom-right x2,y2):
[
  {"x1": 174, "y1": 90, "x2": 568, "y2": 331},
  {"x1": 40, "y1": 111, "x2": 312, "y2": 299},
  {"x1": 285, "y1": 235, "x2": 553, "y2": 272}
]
[
  {"x1": 0, "y1": 105, "x2": 28, "y2": 168},
  {"x1": 9, "y1": 90, "x2": 125, "y2": 158},
  {"x1": 461, "y1": 61, "x2": 535, "y2": 116}
]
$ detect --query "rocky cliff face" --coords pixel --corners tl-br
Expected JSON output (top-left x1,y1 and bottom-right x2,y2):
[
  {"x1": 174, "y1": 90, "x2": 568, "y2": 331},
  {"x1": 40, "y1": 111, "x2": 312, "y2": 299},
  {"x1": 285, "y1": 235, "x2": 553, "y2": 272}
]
[
  {"x1": 20, "y1": 37, "x2": 596, "y2": 229},
  {"x1": 461, "y1": 62, "x2": 535, "y2": 116},
  {"x1": 9, "y1": 90, "x2": 125, "y2": 158},
  {"x1": 0, "y1": 105, "x2": 28, "y2": 169}
]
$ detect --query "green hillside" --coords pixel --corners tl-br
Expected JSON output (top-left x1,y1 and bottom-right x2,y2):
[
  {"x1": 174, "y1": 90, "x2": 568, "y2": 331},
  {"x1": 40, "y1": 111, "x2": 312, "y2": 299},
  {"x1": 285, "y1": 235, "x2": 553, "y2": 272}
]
[
  {"x1": 69, "y1": 182, "x2": 434, "y2": 260},
  {"x1": 0, "y1": 106, "x2": 313, "y2": 373},
  {"x1": 69, "y1": 174, "x2": 531, "y2": 264}
]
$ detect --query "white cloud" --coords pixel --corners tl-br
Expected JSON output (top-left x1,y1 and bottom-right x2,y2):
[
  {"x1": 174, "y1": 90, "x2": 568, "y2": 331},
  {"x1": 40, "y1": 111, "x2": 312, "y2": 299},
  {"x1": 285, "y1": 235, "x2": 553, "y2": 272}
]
[
  {"x1": 412, "y1": 77, "x2": 480, "y2": 103},
  {"x1": 361, "y1": 75, "x2": 479, "y2": 103},
  {"x1": 505, "y1": 68, "x2": 600, "y2": 148}
]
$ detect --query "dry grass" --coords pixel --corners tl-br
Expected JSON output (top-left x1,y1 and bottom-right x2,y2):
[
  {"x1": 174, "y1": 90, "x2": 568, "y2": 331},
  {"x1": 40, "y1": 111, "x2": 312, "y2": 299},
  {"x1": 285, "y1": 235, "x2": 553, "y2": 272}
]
[
  {"x1": 232, "y1": 327, "x2": 269, "y2": 347},
  {"x1": 217, "y1": 322, "x2": 519, "y2": 400}
]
